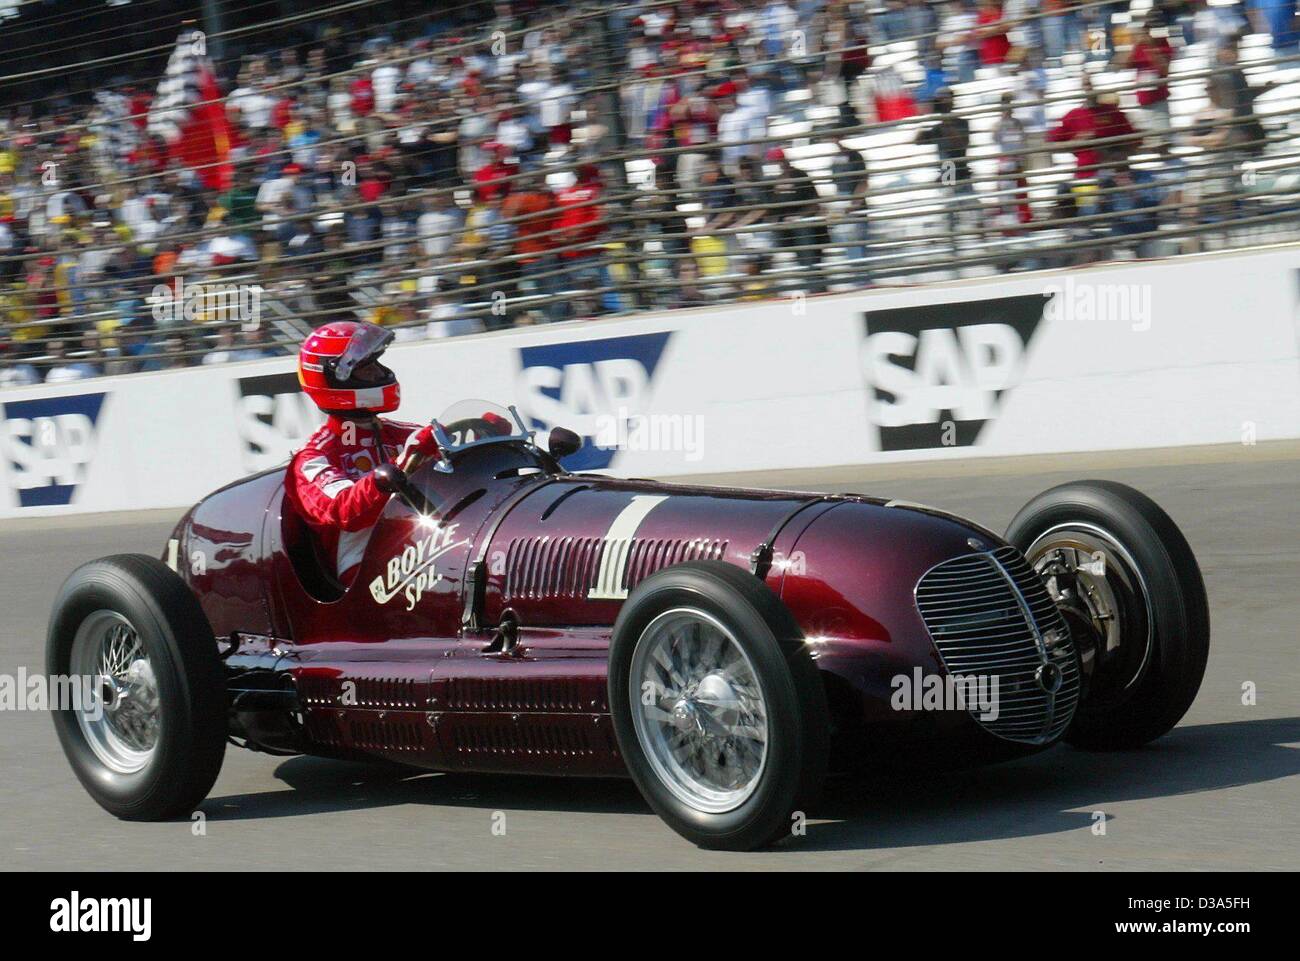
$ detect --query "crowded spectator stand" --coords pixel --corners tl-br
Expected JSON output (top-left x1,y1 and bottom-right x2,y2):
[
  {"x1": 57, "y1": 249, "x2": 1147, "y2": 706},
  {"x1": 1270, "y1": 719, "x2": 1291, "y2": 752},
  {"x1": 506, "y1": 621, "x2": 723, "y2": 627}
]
[{"x1": 0, "y1": 0, "x2": 1298, "y2": 385}]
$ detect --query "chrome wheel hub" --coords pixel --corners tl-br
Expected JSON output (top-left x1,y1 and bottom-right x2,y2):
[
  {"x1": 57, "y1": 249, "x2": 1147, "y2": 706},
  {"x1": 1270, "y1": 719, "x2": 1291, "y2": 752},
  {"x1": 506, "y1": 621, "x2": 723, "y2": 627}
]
[
  {"x1": 70, "y1": 611, "x2": 161, "y2": 774},
  {"x1": 1027, "y1": 523, "x2": 1154, "y2": 706},
  {"x1": 629, "y1": 608, "x2": 768, "y2": 814},
  {"x1": 669, "y1": 671, "x2": 747, "y2": 735}
]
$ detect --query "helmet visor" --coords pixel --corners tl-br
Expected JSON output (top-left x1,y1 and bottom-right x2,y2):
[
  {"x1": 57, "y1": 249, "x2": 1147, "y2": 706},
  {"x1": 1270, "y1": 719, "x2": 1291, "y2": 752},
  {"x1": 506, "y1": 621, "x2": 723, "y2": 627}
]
[{"x1": 334, "y1": 324, "x2": 394, "y2": 382}]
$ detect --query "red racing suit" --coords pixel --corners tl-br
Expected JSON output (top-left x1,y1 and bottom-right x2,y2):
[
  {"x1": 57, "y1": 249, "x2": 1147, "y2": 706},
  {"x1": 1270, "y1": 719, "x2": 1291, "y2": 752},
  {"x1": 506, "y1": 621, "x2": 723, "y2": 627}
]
[{"x1": 285, "y1": 415, "x2": 419, "y2": 581}]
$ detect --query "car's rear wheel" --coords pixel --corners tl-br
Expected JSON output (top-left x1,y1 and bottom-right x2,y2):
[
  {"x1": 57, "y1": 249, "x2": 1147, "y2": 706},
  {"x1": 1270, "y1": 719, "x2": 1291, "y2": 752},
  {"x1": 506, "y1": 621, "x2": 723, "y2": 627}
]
[
  {"x1": 1006, "y1": 481, "x2": 1209, "y2": 749},
  {"x1": 609, "y1": 561, "x2": 828, "y2": 850},
  {"x1": 48, "y1": 554, "x2": 227, "y2": 819}
]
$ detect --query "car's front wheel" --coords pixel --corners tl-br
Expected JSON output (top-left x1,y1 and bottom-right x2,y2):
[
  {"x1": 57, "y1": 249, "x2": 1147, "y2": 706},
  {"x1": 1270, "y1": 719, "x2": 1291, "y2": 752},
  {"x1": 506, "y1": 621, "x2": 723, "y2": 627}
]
[
  {"x1": 47, "y1": 554, "x2": 227, "y2": 819},
  {"x1": 1006, "y1": 481, "x2": 1209, "y2": 749},
  {"x1": 608, "y1": 561, "x2": 828, "y2": 850}
]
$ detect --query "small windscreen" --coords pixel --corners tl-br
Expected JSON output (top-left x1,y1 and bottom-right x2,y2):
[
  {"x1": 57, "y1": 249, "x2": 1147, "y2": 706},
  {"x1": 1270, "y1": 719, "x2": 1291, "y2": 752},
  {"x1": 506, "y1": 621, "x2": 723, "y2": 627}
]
[
  {"x1": 435, "y1": 400, "x2": 528, "y2": 449},
  {"x1": 334, "y1": 324, "x2": 394, "y2": 381}
]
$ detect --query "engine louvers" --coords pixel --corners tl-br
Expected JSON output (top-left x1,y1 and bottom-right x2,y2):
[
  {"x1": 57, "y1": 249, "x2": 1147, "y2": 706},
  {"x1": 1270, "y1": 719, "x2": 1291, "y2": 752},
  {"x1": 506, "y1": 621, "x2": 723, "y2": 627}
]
[
  {"x1": 444, "y1": 676, "x2": 602, "y2": 713},
  {"x1": 442, "y1": 714, "x2": 618, "y2": 759},
  {"x1": 297, "y1": 673, "x2": 426, "y2": 710},
  {"x1": 502, "y1": 535, "x2": 729, "y2": 602}
]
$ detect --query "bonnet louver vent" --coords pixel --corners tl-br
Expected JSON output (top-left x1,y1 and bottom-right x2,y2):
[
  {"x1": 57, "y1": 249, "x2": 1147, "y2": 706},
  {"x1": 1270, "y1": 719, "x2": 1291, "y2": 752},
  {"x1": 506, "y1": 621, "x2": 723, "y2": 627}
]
[{"x1": 503, "y1": 536, "x2": 728, "y2": 601}]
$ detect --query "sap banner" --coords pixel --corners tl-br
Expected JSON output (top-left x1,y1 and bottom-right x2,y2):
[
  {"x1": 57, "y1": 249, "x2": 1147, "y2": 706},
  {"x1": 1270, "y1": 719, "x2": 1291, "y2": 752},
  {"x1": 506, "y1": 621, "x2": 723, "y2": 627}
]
[{"x1": 2, "y1": 245, "x2": 1298, "y2": 518}]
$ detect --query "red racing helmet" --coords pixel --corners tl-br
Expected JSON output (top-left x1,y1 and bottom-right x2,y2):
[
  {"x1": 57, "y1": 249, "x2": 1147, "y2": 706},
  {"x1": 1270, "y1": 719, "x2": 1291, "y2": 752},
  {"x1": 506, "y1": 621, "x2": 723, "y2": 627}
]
[{"x1": 298, "y1": 321, "x2": 400, "y2": 415}]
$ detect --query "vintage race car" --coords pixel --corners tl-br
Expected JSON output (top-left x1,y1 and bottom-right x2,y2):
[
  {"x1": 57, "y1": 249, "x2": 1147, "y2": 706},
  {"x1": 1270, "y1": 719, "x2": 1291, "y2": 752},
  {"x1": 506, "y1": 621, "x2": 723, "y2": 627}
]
[{"x1": 47, "y1": 401, "x2": 1210, "y2": 849}]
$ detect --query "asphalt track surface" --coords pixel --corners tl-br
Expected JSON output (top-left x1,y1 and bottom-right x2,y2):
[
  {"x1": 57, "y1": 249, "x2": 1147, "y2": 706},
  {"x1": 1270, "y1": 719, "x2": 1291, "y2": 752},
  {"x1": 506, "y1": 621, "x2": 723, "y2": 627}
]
[{"x1": 2, "y1": 444, "x2": 1297, "y2": 871}]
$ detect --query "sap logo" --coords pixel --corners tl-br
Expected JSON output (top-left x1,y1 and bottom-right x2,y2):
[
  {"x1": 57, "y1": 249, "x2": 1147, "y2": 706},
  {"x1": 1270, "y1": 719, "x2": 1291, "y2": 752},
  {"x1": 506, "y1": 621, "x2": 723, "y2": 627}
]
[
  {"x1": 861, "y1": 295, "x2": 1049, "y2": 451},
  {"x1": 517, "y1": 333, "x2": 671, "y2": 470},
  {"x1": 236, "y1": 372, "x2": 323, "y2": 473},
  {"x1": 1, "y1": 393, "x2": 106, "y2": 507}
]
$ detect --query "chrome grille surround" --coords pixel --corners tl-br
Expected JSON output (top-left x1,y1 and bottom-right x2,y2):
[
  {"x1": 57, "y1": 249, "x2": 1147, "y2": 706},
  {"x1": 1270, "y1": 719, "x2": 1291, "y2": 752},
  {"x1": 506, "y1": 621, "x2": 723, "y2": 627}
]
[{"x1": 914, "y1": 546, "x2": 1080, "y2": 744}]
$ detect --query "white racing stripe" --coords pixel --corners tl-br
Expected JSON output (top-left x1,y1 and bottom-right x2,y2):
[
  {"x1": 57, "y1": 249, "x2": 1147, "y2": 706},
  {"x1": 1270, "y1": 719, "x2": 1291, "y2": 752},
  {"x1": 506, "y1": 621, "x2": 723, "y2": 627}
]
[{"x1": 588, "y1": 495, "x2": 669, "y2": 600}]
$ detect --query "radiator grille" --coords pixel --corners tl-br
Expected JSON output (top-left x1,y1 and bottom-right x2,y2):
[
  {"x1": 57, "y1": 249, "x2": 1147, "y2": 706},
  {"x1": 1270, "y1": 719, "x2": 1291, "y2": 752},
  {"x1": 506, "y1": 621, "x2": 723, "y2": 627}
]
[{"x1": 915, "y1": 546, "x2": 1080, "y2": 744}]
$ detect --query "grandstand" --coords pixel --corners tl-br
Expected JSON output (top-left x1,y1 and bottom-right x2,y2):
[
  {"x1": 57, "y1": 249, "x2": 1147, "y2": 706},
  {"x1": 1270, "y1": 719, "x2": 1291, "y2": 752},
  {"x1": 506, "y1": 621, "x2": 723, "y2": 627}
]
[{"x1": 0, "y1": 0, "x2": 1297, "y2": 384}]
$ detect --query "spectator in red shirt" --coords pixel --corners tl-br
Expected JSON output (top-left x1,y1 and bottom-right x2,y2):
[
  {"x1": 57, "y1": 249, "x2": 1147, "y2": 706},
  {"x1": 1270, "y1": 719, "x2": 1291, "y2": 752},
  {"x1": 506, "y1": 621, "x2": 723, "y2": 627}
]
[
  {"x1": 555, "y1": 164, "x2": 605, "y2": 257},
  {"x1": 975, "y1": 0, "x2": 1011, "y2": 65},
  {"x1": 1046, "y1": 77, "x2": 1138, "y2": 179},
  {"x1": 669, "y1": 92, "x2": 718, "y2": 192},
  {"x1": 271, "y1": 94, "x2": 296, "y2": 132},
  {"x1": 553, "y1": 164, "x2": 612, "y2": 318},
  {"x1": 349, "y1": 75, "x2": 375, "y2": 118},
  {"x1": 357, "y1": 171, "x2": 387, "y2": 203},
  {"x1": 1113, "y1": 18, "x2": 1173, "y2": 133},
  {"x1": 473, "y1": 143, "x2": 515, "y2": 203}
]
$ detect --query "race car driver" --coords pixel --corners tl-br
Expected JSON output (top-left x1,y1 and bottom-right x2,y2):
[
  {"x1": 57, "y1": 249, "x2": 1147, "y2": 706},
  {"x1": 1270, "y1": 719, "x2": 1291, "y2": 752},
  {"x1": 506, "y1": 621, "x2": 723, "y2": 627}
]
[{"x1": 287, "y1": 321, "x2": 440, "y2": 583}]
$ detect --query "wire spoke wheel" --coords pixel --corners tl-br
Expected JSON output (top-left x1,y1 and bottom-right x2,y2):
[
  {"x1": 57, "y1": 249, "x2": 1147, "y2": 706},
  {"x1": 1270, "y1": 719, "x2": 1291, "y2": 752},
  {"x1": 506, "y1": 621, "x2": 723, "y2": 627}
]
[
  {"x1": 629, "y1": 608, "x2": 769, "y2": 814},
  {"x1": 69, "y1": 610, "x2": 161, "y2": 775},
  {"x1": 50, "y1": 556, "x2": 227, "y2": 820},
  {"x1": 610, "y1": 561, "x2": 827, "y2": 849}
]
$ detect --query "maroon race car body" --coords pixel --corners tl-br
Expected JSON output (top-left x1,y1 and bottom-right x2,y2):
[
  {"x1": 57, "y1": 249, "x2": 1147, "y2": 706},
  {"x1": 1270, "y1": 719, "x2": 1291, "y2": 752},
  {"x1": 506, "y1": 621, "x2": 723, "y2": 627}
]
[
  {"x1": 49, "y1": 403, "x2": 1209, "y2": 849},
  {"x1": 182, "y1": 441, "x2": 1028, "y2": 768}
]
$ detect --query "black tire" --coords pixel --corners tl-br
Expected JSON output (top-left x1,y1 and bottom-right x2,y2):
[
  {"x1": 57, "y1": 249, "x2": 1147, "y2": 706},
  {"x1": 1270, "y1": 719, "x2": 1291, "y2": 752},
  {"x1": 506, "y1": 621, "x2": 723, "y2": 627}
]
[
  {"x1": 1006, "y1": 481, "x2": 1209, "y2": 749},
  {"x1": 47, "y1": 554, "x2": 227, "y2": 819},
  {"x1": 608, "y1": 560, "x2": 829, "y2": 850}
]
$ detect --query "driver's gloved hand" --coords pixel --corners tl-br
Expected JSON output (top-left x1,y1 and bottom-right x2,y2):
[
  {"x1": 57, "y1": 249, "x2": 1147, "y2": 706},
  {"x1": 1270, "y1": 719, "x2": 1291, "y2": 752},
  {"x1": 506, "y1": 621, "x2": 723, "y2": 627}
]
[
  {"x1": 372, "y1": 463, "x2": 408, "y2": 494},
  {"x1": 396, "y1": 425, "x2": 440, "y2": 471}
]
